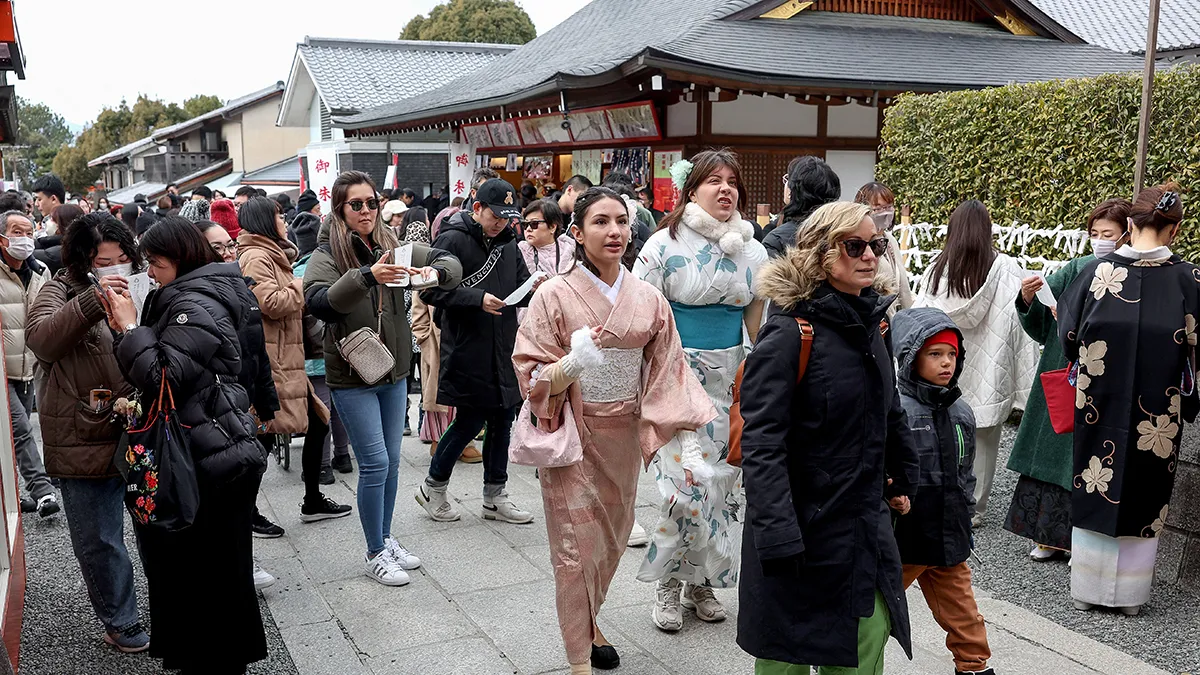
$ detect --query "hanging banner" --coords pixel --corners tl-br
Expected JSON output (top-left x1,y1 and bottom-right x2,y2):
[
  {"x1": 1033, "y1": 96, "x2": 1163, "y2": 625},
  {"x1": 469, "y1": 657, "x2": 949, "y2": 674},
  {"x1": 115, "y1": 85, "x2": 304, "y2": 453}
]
[
  {"x1": 306, "y1": 147, "x2": 339, "y2": 214},
  {"x1": 448, "y1": 142, "x2": 475, "y2": 203},
  {"x1": 298, "y1": 156, "x2": 308, "y2": 193},
  {"x1": 571, "y1": 149, "x2": 602, "y2": 184},
  {"x1": 653, "y1": 148, "x2": 683, "y2": 213}
]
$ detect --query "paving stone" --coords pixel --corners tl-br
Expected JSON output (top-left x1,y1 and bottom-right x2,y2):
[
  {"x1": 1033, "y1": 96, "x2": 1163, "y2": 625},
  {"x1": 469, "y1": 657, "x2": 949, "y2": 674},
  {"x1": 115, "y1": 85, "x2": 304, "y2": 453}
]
[
  {"x1": 259, "y1": 555, "x2": 333, "y2": 630},
  {"x1": 286, "y1": 514, "x2": 372, "y2": 583},
  {"x1": 454, "y1": 580, "x2": 572, "y2": 674},
  {"x1": 321, "y1": 575, "x2": 480, "y2": 657},
  {"x1": 418, "y1": 524, "x2": 547, "y2": 594},
  {"x1": 278, "y1": 619, "x2": 370, "y2": 675},
  {"x1": 367, "y1": 637, "x2": 516, "y2": 675}
]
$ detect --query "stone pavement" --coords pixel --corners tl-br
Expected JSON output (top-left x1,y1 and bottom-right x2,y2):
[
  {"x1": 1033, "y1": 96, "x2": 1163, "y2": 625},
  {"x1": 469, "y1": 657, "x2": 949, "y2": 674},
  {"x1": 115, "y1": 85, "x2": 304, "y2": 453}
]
[{"x1": 253, "y1": 402, "x2": 1172, "y2": 675}]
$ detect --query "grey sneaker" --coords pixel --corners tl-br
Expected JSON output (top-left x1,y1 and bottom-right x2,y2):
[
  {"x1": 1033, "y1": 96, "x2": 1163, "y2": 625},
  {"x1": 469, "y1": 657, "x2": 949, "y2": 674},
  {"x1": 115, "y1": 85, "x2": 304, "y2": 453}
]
[
  {"x1": 104, "y1": 622, "x2": 150, "y2": 653},
  {"x1": 652, "y1": 578, "x2": 683, "y2": 631},
  {"x1": 627, "y1": 521, "x2": 649, "y2": 547},
  {"x1": 682, "y1": 583, "x2": 727, "y2": 622},
  {"x1": 482, "y1": 492, "x2": 533, "y2": 524},
  {"x1": 415, "y1": 483, "x2": 460, "y2": 522}
]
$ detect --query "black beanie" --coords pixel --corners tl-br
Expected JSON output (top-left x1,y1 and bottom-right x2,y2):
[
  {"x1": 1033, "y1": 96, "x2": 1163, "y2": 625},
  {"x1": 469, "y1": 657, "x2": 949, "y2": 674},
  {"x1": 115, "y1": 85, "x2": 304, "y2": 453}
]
[
  {"x1": 297, "y1": 189, "x2": 319, "y2": 215},
  {"x1": 292, "y1": 212, "x2": 320, "y2": 258}
]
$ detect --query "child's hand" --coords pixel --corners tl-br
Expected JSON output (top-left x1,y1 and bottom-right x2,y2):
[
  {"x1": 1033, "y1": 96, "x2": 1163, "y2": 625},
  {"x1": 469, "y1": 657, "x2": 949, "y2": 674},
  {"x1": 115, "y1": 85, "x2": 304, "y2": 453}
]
[{"x1": 888, "y1": 495, "x2": 911, "y2": 515}]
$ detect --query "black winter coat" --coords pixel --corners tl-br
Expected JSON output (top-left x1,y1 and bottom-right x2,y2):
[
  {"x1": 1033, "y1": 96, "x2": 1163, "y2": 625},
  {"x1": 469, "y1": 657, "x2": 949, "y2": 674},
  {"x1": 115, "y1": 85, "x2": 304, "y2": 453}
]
[
  {"x1": 891, "y1": 308, "x2": 977, "y2": 567},
  {"x1": 420, "y1": 210, "x2": 530, "y2": 409},
  {"x1": 762, "y1": 219, "x2": 798, "y2": 259},
  {"x1": 737, "y1": 282, "x2": 919, "y2": 668},
  {"x1": 115, "y1": 262, "x2": 266, "y2": 484}
]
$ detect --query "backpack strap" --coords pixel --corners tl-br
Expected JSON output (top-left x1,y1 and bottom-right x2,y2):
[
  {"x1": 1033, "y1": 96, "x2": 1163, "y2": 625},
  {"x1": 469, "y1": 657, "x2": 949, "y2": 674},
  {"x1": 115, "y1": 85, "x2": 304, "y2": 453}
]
[{"x1": 794, "y1": 318, "x2": 814, "y2": 383}]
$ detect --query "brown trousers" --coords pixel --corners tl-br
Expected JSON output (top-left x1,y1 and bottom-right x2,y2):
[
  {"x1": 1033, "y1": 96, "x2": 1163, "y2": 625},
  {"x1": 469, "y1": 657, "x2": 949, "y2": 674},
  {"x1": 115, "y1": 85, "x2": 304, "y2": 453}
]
[{"x1": 902, "y1": 562, "x2": 991, "y2": 672}]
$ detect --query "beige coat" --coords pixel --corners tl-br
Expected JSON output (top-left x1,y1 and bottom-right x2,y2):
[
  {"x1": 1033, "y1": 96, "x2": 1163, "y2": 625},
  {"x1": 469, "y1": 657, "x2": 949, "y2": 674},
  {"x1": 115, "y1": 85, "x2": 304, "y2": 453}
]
[
  {"x1": 0, "y1": 257, "x2": 49, "y2": 381},
  {"x1": 238, "y1": 233, "x2": 321, "y2": 433},
  {"x1": 878, "y1": 230, "x2": 913, "y2": 317},
  {"x1": 410, "y1": 294, "x2": 449, "y2": 413}
]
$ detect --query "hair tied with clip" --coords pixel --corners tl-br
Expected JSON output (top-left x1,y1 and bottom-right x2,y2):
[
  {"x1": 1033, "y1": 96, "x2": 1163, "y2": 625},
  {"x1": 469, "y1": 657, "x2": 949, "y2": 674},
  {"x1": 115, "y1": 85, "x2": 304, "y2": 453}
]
[
  {"x1": 1156, "y1": 191, "x2": 1179, "y2": 214},
  {"x1": 669, "y1": 160, "x2": 694, "y2": 193}
]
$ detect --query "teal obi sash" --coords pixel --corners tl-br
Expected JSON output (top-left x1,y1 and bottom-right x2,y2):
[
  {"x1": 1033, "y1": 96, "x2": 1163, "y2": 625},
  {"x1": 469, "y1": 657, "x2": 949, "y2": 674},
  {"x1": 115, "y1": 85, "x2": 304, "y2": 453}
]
[{"x1": 669, "y1": 301, "x2": 743, "y2": 350}]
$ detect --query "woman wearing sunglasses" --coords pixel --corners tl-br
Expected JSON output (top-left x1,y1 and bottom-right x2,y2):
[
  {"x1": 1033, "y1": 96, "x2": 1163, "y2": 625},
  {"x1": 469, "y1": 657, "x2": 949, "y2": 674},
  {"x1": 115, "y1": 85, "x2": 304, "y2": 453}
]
[
  {"x1": 518, "y1": 198, "x2": 574, "y2": 279},
  {"x1": 302, "y1": 170, "x2": 464, "y2": 587},
  {"x1": 915, "y1": 200, "x2": 1039, "y2": 528},
  {"x1": 738, "y1": 201, "x2": 919, "y2": 675}
]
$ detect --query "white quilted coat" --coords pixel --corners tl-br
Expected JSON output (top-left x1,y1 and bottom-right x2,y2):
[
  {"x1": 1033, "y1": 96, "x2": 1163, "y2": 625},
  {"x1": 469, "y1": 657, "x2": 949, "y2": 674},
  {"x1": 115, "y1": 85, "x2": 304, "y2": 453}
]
[{"x1": 914, "y1": 253, "x2": 1039, "y2": 427}]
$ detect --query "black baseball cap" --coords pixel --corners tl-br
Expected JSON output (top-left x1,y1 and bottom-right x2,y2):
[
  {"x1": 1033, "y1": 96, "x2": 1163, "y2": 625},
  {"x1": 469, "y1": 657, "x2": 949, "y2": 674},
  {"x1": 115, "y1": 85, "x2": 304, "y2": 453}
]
[{"x1": 475, "y1": 178, "x2": 522, "y2": 220}]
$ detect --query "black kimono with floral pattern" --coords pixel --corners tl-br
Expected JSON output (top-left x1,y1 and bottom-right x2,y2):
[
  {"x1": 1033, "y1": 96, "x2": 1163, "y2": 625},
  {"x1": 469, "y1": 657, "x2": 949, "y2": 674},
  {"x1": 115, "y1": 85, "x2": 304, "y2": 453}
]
[{"x1": 1058, "y1": 249, "x2": 1200, "y2": 538}]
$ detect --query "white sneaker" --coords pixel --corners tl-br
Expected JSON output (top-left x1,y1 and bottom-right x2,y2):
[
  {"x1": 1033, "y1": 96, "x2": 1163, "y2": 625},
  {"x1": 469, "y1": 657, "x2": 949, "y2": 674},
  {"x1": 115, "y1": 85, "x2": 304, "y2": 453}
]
[
  {"x1": 385, "y1": 535, "x2": 422, "y2": 570},
  {"x1": 652, "y1": 578, "x2": 683, "y2": 632},
  {"x1": 415, "y1": 483, "x2": 460, "y2": 522},
  {"x1": 253, "y1": 565, "x2": 275, "y2": 591},
  {"x1": 628, "y1": 521, "x2": 649, "y2": 547},
  {"x1": 365, "y1": 549, "x2": 411, "y2": 586},
  {"x1": 482, "y1": 492, "x2": 533, "y2": 524},
  {"x1": 682, "y1": 583, "x2": 727, "y2": 622}
]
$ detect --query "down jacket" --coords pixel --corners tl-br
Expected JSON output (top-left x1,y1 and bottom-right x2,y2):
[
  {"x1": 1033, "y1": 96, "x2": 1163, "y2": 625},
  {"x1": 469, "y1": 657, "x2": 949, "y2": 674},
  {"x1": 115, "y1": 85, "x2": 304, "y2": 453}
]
[
  {"x1": 115, "y1": 262, "x2": 265, "y2": 484},
  {"x1": 237, "y1": 233, "x2": 313, "y2": 433},
  {"x1": 891, "y1": 307, "x2": 977, "y2": 567},
  {"x1": 26, "y1": 269, "x2": 135, "y2": 478},
  {"x1": 737, "y1": 261, "x2": 919, "y2": 667},
  {"x1": 915, "y1": 253, "x2": 1039, "y2": 427},
  {"x1": 0, "y1": 256, "x2": 49, "y2": 381}
]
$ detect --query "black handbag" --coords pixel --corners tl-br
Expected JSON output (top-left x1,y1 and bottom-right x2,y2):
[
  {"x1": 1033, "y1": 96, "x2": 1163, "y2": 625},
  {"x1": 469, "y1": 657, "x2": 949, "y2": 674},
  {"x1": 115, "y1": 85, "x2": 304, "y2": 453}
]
[{"x1": 114, "y1": 370, "x2": 200, "y2": 531}]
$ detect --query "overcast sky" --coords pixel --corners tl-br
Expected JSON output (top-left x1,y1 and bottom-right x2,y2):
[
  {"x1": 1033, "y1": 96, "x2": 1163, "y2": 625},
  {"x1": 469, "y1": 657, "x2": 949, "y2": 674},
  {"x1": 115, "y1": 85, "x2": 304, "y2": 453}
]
[{"x1": 15, "y1": 0, "x2": 589, "y2": 129}]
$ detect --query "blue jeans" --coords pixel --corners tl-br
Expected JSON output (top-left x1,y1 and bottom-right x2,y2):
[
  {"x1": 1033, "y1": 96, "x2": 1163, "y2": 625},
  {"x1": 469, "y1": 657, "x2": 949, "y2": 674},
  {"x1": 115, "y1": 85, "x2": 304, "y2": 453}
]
[
  {"x1": 428, "y1": 405, "x2": 517, "y2": 498},
  {"x1": 331, "y1": 380, "x2": 407, "y2": 557},
  {"x1": 59, "y1": 476, "x2": 141, "y2": 632}
]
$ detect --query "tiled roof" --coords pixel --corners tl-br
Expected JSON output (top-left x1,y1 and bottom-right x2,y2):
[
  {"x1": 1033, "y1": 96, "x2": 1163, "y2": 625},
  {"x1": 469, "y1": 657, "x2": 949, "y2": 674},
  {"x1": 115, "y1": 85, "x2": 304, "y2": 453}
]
[
  {"x1": 105, "y1": 159, "x2": 233, "y2": 204},
  {"x1": 241, "y1": 156, "x2": 301, "y2": 184},
  {"x1": 1029, "y1": 0, "x2": 1200, "y2": 53},
  {"x1": 298, "y1": 37, "x2": 516, "y2": 114},
  {"x1": 89, "y1": 83, "x2": 285, "y2": 167},
  {"x1": 335, "y1": 0, "x2": 1142, "y2": 129}
]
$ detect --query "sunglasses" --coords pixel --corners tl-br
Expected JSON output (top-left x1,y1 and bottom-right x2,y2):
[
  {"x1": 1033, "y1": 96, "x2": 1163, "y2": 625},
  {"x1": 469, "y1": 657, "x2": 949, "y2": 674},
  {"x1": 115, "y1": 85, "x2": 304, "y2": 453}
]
[
  {"x1": 346, "y1": 198, "x2": 380, "y2": 213},
  {"x1": 840, "y1": 237, "x2": 889, "y2": 259},
  {"x1": 521, "y1": 219, "x2": 549, "y2": 231}
]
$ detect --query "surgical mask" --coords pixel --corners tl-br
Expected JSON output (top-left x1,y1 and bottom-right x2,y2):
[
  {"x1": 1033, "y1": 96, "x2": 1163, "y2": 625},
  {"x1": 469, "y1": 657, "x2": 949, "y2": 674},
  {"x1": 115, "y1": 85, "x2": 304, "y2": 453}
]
[
  {"x1": 871, "y1": 209, "x2": 895, "y2": 230},
  {"x1": 94, "y1": 263, "x2": 134, "y2": 278},
  {"x1": 1090, "y1": 238, "x2": 1118, "y2": 258},
  {"x1": 3, "y1": 236, "x2": 34, "y2": 260}
]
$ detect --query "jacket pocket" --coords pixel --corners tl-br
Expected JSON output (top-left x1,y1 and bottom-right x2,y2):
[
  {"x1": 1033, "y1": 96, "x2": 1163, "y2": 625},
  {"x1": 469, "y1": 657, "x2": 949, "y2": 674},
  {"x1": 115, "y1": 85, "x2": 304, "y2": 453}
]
[{"x1": 74, "y1": 401, "x2": 121, "y2": 444}]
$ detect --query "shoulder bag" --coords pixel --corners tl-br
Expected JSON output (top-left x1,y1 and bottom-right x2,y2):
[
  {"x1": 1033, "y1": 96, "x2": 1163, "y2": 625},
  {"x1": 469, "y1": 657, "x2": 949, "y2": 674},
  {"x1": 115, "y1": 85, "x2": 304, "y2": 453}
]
[{"x1": 336, "y1": 288, "x2": 395, "y2": 385}]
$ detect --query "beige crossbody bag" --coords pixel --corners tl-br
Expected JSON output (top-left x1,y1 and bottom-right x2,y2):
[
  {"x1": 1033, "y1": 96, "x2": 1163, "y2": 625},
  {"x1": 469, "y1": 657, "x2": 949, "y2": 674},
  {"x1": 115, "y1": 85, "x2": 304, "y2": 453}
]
[{"x1": 336, "y1": 289, "x2": 394, "y2": 385}]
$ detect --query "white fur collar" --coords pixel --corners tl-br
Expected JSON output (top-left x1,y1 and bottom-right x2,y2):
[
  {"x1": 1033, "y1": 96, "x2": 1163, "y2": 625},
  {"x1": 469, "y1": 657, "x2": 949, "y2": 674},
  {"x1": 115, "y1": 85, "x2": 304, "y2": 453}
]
[{"x1": 681, "y1": 202, "x2": 754, "y2": 256}]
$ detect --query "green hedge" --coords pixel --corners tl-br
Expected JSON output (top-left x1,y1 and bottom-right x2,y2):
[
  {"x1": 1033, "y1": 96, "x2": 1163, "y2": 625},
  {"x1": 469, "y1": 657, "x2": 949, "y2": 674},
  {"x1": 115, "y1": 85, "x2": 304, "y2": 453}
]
[{"x1": 877, "y1": 64, "x2": 1200, "y2": 262}]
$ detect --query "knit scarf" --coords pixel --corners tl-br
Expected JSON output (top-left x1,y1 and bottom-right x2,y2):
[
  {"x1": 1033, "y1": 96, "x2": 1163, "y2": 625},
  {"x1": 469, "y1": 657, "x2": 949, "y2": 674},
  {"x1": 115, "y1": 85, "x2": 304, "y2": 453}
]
[{"x1": 681, "y1": 202, "x2": 754, "y2": 256}]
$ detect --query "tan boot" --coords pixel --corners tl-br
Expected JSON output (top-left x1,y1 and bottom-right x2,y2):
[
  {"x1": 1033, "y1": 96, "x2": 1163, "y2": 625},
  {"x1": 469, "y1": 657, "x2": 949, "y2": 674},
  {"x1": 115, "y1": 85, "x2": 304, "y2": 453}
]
[{"x1": 459, "y1": 443, "x2": 483, "y2": 464}]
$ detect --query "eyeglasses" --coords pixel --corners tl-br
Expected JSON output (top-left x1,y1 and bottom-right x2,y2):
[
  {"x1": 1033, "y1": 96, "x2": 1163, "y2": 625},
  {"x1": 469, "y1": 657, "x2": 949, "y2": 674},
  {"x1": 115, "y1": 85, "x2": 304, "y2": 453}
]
[
  {"x1": 840, "y1": 237, "x2": 889, "y2": 259},
  {"x1": 210, "y1": 242, "x2": 238, "y2": 255},
  {"x1": 346, "y1": 198, "x2": 380, "y2": 213},
  {"x1": 521, "y1": 219, "x2": 549, "y2": 231}
]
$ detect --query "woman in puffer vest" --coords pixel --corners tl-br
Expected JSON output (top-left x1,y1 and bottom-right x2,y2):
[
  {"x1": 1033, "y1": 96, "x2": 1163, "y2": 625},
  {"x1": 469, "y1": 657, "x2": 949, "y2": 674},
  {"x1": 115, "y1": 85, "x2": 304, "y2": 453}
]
[{"x1": 104, "y1": 216, "x2": 268, "y2": 675}]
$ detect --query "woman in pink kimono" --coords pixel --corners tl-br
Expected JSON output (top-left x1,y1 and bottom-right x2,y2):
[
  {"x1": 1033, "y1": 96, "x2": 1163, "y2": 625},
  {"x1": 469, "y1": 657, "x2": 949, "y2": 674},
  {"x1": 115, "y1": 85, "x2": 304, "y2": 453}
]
[{"x1": 514, "y1": 187, "x2": 716, "y2": 674}]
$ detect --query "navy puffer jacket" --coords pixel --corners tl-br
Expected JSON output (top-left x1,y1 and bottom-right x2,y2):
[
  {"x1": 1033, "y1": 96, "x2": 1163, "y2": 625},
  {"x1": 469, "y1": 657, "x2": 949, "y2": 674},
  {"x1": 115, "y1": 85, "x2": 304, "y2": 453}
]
[{"x1": 115, "y1": 262, "x2": 266, "y2": 484}]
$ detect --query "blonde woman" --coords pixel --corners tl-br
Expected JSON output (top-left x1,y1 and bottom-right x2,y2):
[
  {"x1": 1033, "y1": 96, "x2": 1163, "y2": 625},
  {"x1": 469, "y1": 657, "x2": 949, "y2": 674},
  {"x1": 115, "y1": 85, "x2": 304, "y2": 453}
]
[{"x1": 737, "y1": 202, "x2": 919, "y2": 674}]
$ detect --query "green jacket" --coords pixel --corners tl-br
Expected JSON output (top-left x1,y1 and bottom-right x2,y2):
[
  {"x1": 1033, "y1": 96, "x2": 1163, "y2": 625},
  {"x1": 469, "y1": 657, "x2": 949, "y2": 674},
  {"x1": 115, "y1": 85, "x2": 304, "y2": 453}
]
[
  {"x1": 1006, "y1": 254, "x2": 1094, "y2": 489},
  {"x1": 301, "y1": 221, "x2": 463, "y2": 389}
]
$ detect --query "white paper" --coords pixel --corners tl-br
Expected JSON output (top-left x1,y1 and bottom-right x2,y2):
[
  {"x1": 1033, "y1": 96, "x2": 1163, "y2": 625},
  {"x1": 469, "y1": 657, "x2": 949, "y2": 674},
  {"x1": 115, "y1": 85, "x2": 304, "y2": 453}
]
[
  {"x1": 385, "y1": 244, "x2": 413, "y2": 288},
  {"x1": 504, "y1": 271, "x2": 547, "y2": 306},
  {"x1": 1033, "y1": 272, "x2": 1057, "y2": 308},
  {"x1": 127, "y1": 273, "x2": 153, "y2": 323}
]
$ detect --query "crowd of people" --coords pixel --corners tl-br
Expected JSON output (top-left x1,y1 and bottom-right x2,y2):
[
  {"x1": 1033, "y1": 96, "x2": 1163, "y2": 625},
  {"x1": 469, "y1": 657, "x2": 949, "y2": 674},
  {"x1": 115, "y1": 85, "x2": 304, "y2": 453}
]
[{"x1": 3, "y1": 152, "x2": 1192, "y2": 674}]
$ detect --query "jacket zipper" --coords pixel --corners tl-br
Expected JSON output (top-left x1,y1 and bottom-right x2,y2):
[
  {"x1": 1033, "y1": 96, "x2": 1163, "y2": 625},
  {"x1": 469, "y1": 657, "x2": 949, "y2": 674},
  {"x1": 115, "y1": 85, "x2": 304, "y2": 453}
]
[{"x1": 955, "y1": 424, "x2": 965, "y2": 464}]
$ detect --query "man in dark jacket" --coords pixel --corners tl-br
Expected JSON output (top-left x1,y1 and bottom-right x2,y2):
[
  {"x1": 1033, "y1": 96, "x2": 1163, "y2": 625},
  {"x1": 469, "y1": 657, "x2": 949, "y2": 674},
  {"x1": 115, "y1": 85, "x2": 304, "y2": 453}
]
[
  {"x1": 890, "y1": 308, "x2": 993, "y2": 675},
  {"x1": 417, "y1": 178, "x2": 533, "y2": 525}
]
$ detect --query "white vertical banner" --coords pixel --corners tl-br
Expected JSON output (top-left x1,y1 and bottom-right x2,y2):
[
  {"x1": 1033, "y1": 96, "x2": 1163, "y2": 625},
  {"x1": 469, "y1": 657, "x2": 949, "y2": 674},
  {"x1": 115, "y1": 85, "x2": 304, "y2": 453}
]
[
  {"x1": 448, "y1": 143, "x2": 475, "y2": 203},
  {"x1": 306, "y1": 147, "x2": 339, "y2": 214}
]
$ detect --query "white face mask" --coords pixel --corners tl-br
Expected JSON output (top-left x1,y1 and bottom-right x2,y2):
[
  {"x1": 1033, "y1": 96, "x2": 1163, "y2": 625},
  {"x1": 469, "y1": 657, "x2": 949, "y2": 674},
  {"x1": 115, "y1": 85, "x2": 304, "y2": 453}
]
[
  {"x1": 3, "y1": 236, "x2": 34, "y2": 261},
  {"x1": 94, "y1": 263, "x2": 134, "y2": 278},
  {"x1": 1090, "y1": 238, "x2": 1118, "y2": 258}
]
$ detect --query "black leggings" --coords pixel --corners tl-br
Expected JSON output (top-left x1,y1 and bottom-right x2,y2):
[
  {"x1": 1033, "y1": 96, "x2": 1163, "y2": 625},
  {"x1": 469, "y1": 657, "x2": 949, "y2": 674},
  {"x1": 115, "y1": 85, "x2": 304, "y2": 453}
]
[{"x1": 301, "y1": 399, "x2": 329, "y2": 500}]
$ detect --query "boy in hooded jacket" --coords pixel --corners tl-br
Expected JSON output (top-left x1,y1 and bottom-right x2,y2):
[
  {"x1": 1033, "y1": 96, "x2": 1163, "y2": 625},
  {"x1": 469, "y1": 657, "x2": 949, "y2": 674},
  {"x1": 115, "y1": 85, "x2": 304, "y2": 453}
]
[{"x1": 890, "y1": 307, "x2": 995, "y2": 675}]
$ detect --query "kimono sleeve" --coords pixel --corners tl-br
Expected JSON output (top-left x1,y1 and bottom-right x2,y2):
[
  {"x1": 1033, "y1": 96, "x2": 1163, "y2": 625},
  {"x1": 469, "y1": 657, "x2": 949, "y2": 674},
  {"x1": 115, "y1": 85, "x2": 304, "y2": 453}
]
[
  {"x1": 1057, "y1": 260, "x2": 1097, "y2": 364},
  {"x1": 632, "y1": 236, "x2": 666, "y2": 290},
  {"x1": 511, "y1": 285, "x2": 569, "y2": 426},
  {"x1": 638, "y1": 293, "x2": 717, "y2": 464}
]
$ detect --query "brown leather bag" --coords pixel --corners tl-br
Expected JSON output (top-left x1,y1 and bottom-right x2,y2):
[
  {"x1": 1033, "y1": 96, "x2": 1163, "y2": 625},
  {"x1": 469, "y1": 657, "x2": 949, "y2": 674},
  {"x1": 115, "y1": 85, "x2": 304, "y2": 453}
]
[{"x1": 727, "y1": 318, "x2": 813, "y2": 468}]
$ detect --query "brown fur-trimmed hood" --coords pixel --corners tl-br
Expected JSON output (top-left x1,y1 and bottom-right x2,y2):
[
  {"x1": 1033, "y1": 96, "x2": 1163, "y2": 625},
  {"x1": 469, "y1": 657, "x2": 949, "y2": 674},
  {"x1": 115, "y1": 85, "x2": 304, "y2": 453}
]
[{"x1": 755, "y1": 251, "x2": 896, "y2": 310}]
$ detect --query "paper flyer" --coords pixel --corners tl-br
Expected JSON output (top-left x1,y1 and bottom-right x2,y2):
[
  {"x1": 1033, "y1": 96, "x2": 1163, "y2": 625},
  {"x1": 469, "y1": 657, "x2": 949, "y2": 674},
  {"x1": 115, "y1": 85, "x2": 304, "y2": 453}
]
[{"x1": 504, "y1": 271, "x2": 547, "y2": 306}]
